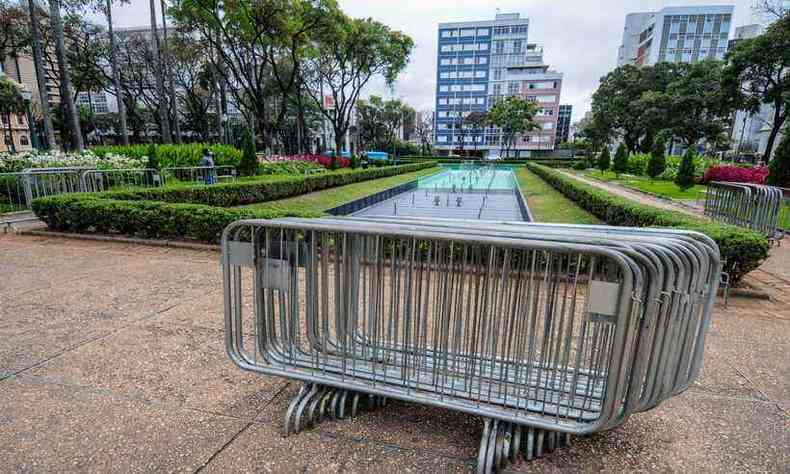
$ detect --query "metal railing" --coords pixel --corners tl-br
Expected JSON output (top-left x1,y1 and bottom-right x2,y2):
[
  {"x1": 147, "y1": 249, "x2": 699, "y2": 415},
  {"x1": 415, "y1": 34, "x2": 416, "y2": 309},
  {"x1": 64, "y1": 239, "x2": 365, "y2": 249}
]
[
  {"x1": 1, "y1": 167, "x2": 166, "y2": 213},
  {"x1": 221, "y1": 217, "x2": 720, "y2": 473},
  {"x1": 81, "y1": 168, "x2": 164, "y2": 193},
  {"x1": 162, "y1": 166, "x2": 237, "y2": 184},
  {"x1": 704, "y1": 181, "x2": 783, "y2": 239}
]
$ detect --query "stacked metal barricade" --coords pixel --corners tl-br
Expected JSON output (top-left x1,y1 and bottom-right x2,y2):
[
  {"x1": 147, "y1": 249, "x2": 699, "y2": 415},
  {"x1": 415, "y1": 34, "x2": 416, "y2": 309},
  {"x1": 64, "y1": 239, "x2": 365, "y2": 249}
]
[
  {"x1": 221, "y1": 217, "x2": 720, "y2": 473},
  {"x1": 704, "y1": 181, "x2": 784, "y2": 240}
]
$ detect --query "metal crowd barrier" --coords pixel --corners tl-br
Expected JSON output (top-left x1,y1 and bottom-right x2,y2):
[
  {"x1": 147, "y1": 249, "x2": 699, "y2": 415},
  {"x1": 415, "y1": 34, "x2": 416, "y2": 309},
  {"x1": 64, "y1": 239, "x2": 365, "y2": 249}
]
[
  {"x1": 162, "y1": 166, "x2": 237, "y2": 185},
  {"x1": 1, "y1": 167, "x2": 166, "y2": 215},
  {"x1": 81, "y1": 168, "x2": 164, "y2": 193},
  {"x1": 221, "y1": 217, "x2": 720, "y2": 473},
  {"x1": 704, "y1": 181, "x2": 783, "y2": 240}
]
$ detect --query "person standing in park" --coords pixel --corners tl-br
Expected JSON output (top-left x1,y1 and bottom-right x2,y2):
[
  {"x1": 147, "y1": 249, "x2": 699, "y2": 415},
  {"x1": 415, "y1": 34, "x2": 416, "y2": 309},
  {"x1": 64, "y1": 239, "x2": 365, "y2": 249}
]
[{"x1": 199, "y1": 148, "x2": 216, "y2": 184}]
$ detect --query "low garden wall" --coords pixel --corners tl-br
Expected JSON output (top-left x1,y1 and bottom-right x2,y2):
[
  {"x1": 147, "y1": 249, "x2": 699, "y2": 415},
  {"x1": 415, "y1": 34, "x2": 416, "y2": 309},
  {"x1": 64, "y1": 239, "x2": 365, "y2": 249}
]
[
  {"x1": 526, "y1": 163, "x2": 769, "y2": 283},
  {"x1": 32, "y1": 162, "x2": 436, "y2": 243}
]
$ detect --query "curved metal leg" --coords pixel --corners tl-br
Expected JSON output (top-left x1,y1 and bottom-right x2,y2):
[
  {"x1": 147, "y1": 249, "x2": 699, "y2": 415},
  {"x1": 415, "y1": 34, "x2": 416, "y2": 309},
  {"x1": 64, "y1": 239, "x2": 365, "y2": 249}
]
[
  {"x1": 477, "y1": 419, "x2": 573, "y2": 473},
  {"x1": 282, "y1": 383, "x2": 387, "y2": 437}
]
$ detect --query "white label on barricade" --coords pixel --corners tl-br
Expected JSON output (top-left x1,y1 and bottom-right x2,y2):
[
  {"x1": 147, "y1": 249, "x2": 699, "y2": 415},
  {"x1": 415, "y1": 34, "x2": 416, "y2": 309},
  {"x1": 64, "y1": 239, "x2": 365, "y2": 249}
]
[{"x1": 587, "y1": 280, "x2": 620, "y2": 319}]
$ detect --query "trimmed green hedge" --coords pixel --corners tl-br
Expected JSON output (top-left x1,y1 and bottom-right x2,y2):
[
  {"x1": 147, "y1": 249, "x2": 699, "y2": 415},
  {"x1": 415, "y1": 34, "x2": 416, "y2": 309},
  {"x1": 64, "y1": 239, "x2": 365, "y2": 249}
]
[
  {"x1": 526, "y1": 163, "x2": 769, "y2": 283},
  {"x1": 32, "y1": 162, "x2": 437, "y2": 244}
]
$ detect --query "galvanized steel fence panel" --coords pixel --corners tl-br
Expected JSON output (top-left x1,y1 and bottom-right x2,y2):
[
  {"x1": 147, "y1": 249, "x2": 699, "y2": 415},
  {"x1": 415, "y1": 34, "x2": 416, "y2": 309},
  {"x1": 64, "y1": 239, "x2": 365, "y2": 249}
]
[
  {"x1": 221, "y1": 217, "x2": 720, "y2": 472},
  {"x1": 704, "y1": 181, "x2": 783, "y2": 239}
]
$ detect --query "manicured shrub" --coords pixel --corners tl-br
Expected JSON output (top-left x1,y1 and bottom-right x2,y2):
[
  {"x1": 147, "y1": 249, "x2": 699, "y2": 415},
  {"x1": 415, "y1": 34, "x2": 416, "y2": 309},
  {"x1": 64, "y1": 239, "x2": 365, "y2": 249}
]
[
  {"x1": 613, "y1": 144, "x2": 628, "y2": 175},
  {"x1": 767, "y1": 133, "x2": 790, "y2": 187},
  {"x1": 626, "y1": 153, "x2": 649, "y2": 176},
  {"x1": 525, "y1": 163, "x2": 769, "y2": 284},
  {"x1": 32, "y1": 162, "x2": 437, "y2": 243},
  {"x1": 674, "y1": 150, "x2": 697, "y2": 190},
  {"x1": 646, "y1": 137, "x2": 666, "y2": 180},
  {"x1": 91, "y1": 143, "x2": 242, "y2": 168},
  {"x1": 239, "y1": 130, "x2": 258, "y2": 177},
  {"x1": 597, "y1": 148, "x2": 611, "y2": 172},
  {"x1": 572, "y1": 161, "x2": 588, "y2": 170},
  {"x1": 702, "y1": 164, "x2": 769, "y2": 184},
  {"x1": 146, "y1": 144, "x2": 160, "y2": 170}
]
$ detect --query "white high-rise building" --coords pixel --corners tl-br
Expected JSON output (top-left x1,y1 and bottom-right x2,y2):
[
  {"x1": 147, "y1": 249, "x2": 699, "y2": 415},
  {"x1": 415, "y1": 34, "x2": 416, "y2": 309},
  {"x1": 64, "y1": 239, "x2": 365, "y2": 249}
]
[{"x1": 617, "y1": 5, "x2": 734, "y2": 67}]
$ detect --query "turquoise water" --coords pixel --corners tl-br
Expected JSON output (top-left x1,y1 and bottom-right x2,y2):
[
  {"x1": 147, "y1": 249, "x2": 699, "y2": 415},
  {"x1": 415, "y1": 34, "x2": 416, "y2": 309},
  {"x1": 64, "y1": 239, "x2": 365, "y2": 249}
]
[{"x1": 418, "y1": 166, "x2": 517, "y2": 191}]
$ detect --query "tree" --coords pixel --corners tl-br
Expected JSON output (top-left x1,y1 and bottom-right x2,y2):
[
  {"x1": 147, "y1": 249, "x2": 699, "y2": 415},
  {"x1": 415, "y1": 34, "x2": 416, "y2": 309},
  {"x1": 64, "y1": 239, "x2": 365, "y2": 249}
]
[
  {"x1": 413, "y1": 111, "x2": 433, "y2": 156},
  {"x1": 239, "y1": 129, "x2": 258, "y2": 176},
  {"x1": 48, "y1": 0, "x2": 84, "y2": 151},
  {"x1": 159, "y1": 0, "x2": 180, "y2": 142},
  {"x1": 767, "y1": 133, "x2": 790, "y2": 187},
  {"x1": 660, "y1": 60, "x2": 732, "y2": 150},
  {"x1": 302, "y1": 14, "x2": 414, "y2": 166},
  {"x1": 464, "y1": 111, "x2": 487, "y2": 154},
  {"x1": 722, "y1": 15, "x2": 790, "y2": 161},
  {"x1": 675, "y1": 149, "x2": 697, "y2": 190},
  {"x1": 613, "y1": 143, "x2": 628, "y2": 176},
  {"x1": 0, "y1": 75, "x2": 26, "y2": 153},
  {"x1": 597, "y1": 147, "x2": 611, "y2": 172},
  {"x1": 24, "y1": 0, "x2": 56, "y2": 148},
  {"x1": 146, "y1": 143, "x2": 159, "y2": 169},
  {"x1": 646, "y1": 135, "x2": 667, "y2": 180},
  {"x1": 486, "y1": 96, "x2": 539, "y2": 157},
  {"x1": 590, "y1": 63, "x2": 681, "y2": 153},
  {"x1": 104, "y1": 0, "x2": 130, "y2": 144},
  {"x1": 356, "y1": 96, "x2": 413, "y2": 152},
  {"x1": 148, "y1": 0, "x2": 171, "y2": 143}
]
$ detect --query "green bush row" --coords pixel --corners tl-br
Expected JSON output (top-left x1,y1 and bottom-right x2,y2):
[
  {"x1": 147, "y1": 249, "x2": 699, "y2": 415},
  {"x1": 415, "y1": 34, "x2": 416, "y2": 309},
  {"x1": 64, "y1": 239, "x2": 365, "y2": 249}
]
[
  {"x1": 97, "y1": 162, "x2": 436, "y2": 207},
  {"x1": 91, "y1": 143, "x2": 243, "y2": 168},
  {"x1": 32, "y1": 162, "x2": 437, "y2": 243},
  {"x1": 526, "y1": 163, "x2": 769, "y2": 283}
]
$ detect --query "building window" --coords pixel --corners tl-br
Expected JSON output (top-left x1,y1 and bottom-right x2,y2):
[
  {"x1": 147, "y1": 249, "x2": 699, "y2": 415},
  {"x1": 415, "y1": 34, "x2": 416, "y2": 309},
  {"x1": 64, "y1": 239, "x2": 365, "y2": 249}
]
[
  {"x1": 460, "y1": 28, "x2": 476, "y2": 37},
  {"x1": 438, "y1": 111, "x2": 447, "y2": 118},
  {"x1": 534, "y1": 95, "x2": 556, "y2": 103},
  {"x1": 438, "y1": 98, "x2": 448, "y2": 105},
  {"x1": 478, "y1": 43, "x2": 488, "y2": 51},
  {"x1": 477, "y1": 57, "x2": 488, "y2": 65},
  {"x1": 507, "y1": 81, "x2": 520, "y2": 94},
  {"x1": 440, "y1": 72, "x2": 450, "y2": 79},
  {"x1": 493, "y1": 69, "x2": 502, "y2": 80},
  {"x1": 440, "y1": 45, "x2": 452, "y2": 52},
  {"x1": 439, "y1": 85, "x2": 449, "y2": 92},
  {"x1": 477, "y1": 28, "x2": 489, "y2": 36},
  {"x1": 20, "y1": 135, "x2": 29, "y2": 146},
  {"x1": 441, "y1": 29, "x2": 457, "y2": 38},
  {"x1": 475, "y1": 70, "x2": 486, "y2": 78}
]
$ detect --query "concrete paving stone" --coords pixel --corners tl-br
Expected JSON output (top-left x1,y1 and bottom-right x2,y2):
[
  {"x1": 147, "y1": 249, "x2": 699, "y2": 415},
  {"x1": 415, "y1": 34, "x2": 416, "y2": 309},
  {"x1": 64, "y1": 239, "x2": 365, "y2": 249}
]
[
  {"x1": 708, "y1": 304, "x2": 790, "y2": 346},
  {"x1": 26, "y1": 320, "x2": 285, "y2": 418},
  {"x1": 689, "y1": 348, "x2": 767, "y2": 400},
  {"x1": 0, "y1": 376, "x2": 247, "y2": 473},
  {"x1": 703, "y1": 333, "x2": 789, "y2": 404},
  {"x1": 263, "y1": 383, "x2": 480, "y2": 460},
  {"x1": 203, "y1": 389, "x2": 473, "y2": 474}
]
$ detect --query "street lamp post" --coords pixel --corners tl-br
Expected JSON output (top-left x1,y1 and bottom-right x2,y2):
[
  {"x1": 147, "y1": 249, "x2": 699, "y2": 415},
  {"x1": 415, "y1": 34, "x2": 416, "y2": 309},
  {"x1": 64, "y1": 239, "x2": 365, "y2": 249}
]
[{"x1": 20, "y1": 89, "x2": 39, "y2": 150}]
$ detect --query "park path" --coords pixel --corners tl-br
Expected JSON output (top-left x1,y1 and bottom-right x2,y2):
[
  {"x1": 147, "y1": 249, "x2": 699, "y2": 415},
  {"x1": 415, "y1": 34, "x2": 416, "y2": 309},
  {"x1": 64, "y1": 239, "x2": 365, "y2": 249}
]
[{"x1": 556, "y1": 170, "x2": 704, "y2": 218}]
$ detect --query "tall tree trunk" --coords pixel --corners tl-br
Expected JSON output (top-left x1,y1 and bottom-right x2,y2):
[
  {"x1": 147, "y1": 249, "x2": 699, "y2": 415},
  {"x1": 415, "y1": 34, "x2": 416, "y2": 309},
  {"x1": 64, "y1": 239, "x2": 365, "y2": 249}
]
[
  {"x1": 148, "y1": 0, "x2": 171, "y2": 143},
  {"x1": 49, "y1": 0, "x2": 83, "y2": 151},
  {"x1": 27, "y1": 0, "x2": 56, "y2": 149},
  {"x1": 5, "y1": 114, "x2": 17, "y2": 153},
  {"x1": 106, "y1": 0, "x2": 129, "y2": 145},
  {"x1": 159, "y1": 0, "x2": 180, "y2": 143},
  {"x1": 764, "y1": 104, "x2": 787, "y2": 163}
]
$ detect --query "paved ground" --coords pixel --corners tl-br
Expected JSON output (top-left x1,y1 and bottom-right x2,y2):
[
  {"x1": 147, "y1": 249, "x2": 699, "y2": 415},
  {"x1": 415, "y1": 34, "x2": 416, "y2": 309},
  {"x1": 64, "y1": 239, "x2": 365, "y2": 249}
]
[{"x1": 1, "y1": 232, "x2": 788, "y2": 473}]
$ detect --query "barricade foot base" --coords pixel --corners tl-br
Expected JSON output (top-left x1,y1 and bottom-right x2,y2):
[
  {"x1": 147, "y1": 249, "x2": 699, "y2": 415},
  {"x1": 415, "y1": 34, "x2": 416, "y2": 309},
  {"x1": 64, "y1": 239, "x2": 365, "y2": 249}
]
[
  {"x1": 477, "y1": 419, "x2": 571, "y2": 474},
  {"x1": 283, "y1": 382, "x2": 387, "y2": 436}
]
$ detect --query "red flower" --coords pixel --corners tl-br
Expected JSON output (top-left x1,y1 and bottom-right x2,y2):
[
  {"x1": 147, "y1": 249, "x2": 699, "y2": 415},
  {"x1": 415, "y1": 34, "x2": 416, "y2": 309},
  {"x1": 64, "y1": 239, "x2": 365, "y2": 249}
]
[{"x1": 702, "y1": 165, "x2": 768, "y2": 185}]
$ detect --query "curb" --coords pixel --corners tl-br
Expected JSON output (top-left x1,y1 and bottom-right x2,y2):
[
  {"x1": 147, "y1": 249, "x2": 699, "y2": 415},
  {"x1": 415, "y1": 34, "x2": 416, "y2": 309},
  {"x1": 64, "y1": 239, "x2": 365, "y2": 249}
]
[
  {"x1": 21, "y1": 229, "x2": 220, "y2": 252},
  {"x1": 717, "y1": 287, "x2": 772, "y2": 301}
]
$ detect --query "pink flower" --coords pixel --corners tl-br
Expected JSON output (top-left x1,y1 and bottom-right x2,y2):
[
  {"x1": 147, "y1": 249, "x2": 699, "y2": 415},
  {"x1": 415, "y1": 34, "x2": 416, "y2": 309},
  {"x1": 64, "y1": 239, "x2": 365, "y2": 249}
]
[{"x1": 702, "y1": 165, "x2": 768, "y2": 185}]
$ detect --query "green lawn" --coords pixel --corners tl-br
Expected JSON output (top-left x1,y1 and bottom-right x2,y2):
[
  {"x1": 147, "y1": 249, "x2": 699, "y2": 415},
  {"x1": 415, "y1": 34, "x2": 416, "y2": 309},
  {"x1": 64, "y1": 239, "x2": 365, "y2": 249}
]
[
  {"x1": 582, "y1": 170, "x2": 706, "y2": 201},
  {"x1": 244, "y1": 167, "x2": 439, "y2": 214},
  {"x1": 516, "y1": 168, "x2": 601, "y2": 224}
]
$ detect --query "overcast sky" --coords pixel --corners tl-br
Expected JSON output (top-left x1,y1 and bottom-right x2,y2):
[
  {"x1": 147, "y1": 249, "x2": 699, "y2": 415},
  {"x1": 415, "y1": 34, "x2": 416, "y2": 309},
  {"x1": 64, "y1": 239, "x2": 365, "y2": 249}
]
[{"x1": 105, "y1": 0, "x2": 761, "y2": 125}]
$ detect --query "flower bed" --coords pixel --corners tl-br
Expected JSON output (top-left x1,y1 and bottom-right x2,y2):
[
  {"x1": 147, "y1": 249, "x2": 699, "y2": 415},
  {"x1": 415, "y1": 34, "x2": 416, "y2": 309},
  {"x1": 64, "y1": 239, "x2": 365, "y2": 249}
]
[
  {"x1": 267, "y1": 154, "x2": 351, "y2": 169},
  {"x1": 91, "y1": 143, "x2": 242, "y2": 168},
  {"x1": 0, "y1": 151, "x2": 145, "y2": 173},
  {"x1": 702, "y1": 164, "x2": 769, "y2": 184}
]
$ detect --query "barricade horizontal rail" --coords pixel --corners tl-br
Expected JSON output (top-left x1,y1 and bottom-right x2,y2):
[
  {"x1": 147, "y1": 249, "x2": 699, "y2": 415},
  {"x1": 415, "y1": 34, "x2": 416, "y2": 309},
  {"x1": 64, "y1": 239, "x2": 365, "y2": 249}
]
[
  {"x1": 221, "y1": 217, "x2": 720, "y2": 473},
  {"x1": 162, "y1": 166, "x2": 237, "y2": 185},
  {"x1": 81, "y1": 168, "x2": 165, "y2": 193},
  {"x1": 704, "y1": 181, "x2": 783, "y2": 239}
]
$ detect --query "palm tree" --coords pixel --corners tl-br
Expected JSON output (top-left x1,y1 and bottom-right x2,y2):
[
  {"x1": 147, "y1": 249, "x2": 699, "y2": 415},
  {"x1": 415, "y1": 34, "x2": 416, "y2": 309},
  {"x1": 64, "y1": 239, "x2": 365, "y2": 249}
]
[
  {"x1": 159, "y1": 0, "x2": 180, "y2": 142},
  {"x1": 26, "y1": 0, "x2": 56, "y2": 149},
  {"x1": 105, "y1": 0, "x2": 129, "y2": 145},
  {"x1": 148, "y1": 0, "x2": 171, "y2": 143},
  {"x1": 48, "y1": 0, "x2": 84, "y2": 151}
]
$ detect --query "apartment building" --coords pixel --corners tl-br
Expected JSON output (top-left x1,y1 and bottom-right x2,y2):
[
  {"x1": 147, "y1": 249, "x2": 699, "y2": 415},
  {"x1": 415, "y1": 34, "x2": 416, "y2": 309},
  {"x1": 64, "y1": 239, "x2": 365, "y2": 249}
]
[
  {"x1": 435, "y1": 12, "x2": 564, "y2": 157},
  {"x1": 617, "y1": 5, "x2": 734, "y2": 66}
]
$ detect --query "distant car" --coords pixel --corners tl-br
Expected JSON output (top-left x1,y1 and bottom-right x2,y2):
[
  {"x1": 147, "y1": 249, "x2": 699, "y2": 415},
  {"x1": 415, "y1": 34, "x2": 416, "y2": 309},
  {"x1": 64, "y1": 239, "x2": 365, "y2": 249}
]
[{"x1": 322, "y1": 150, "x2": 352, "y2": 158}]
